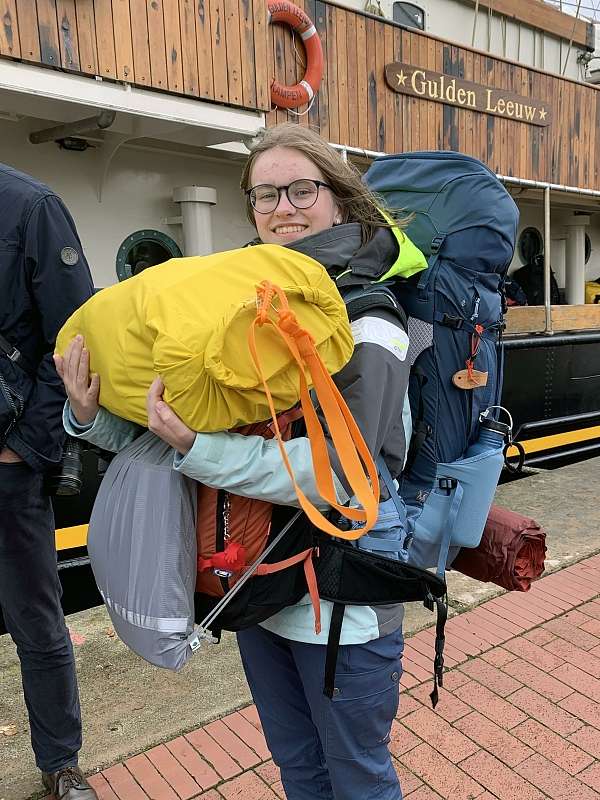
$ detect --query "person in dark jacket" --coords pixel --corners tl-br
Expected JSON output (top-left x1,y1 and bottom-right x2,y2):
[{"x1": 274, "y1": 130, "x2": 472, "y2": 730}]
[{"x1": 0, "y1": 163, "x2": 98, "y2": 800}]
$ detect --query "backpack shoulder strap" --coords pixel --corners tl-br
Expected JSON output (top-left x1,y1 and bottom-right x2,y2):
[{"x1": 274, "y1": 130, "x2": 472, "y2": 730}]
[{"x1": 341, "y1": 284, "x2": 408, "y2": 331}]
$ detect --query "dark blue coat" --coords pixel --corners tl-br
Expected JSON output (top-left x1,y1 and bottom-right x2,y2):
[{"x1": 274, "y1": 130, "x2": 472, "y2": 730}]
[{"x1": 0, "y1": 163, "x2": 94, "y2": 471}]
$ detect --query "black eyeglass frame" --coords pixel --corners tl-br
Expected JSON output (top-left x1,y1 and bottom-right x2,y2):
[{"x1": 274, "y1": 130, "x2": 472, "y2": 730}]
[{"x1": 246, "y1": 179, "x2": 332, "y2": 214}]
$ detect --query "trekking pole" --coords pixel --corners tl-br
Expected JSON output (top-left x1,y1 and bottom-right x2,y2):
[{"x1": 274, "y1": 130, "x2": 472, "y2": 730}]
[{"x1": 189, "y1": 510, "x2": 303, "y2": 651}]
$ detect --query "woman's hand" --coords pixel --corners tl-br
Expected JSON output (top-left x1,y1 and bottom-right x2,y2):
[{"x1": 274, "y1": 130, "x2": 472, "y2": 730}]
[
  {"x1": 53, "y1": 335, "x2": 100, "y2": 425},
  {"x1": 146, "y1": 377, "x2": 196, "y2": 455}
]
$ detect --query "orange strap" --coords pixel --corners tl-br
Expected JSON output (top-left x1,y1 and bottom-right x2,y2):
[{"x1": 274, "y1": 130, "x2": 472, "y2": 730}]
[
  {"x1": 248, "y1": 281, "x2": 379, "y2": 540},
  {"x1": 253, "y1": 546, "x2": 321, "y2": 634}
]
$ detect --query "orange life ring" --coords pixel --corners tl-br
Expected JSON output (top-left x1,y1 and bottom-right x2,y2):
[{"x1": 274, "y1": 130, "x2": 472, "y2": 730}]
[{"x1": 267, "y1": 0, "x2": 324, "y2": 110}]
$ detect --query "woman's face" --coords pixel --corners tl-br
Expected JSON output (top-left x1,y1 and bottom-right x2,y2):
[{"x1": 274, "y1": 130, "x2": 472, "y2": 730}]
[{"x1": 249, "y1": 146, "x2": 342, "y2": 245}]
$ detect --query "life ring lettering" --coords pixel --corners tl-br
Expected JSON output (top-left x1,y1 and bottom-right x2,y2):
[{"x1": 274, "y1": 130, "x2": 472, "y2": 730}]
[{"x1": 267, "y1": 0, "x2": 324, "y2": 110}]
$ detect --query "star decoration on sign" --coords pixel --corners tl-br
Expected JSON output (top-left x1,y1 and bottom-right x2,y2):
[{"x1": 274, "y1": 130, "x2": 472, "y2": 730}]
[
  {"x1": 396, "y1": 71, "x2": 407, "y2": 86},
  {"x1": 539, "y1": 108, "x2": 547, "y2": 120}
]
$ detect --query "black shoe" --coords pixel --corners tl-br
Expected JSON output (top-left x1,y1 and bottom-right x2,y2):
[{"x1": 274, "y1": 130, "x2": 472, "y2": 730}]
[{"x1": 41, "y1": 766, "x2": 98, "y2": 800}]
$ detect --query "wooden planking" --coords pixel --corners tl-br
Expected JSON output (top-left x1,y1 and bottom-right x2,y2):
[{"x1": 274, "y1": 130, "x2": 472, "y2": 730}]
[
  {"x1": 111, "y1": 0, "x2": 133, "y2": 80},
  {"x1": 196, "y1": 0, "x2": 214, "y2": 99},
  {"x1": 336, "y1": 7, "x2": 348, "y2": 145},
  {"x1": 325, "y1": 2, "x2": 338, "y2": 143},
  {"x1": 253, "y1": 0, "x2": 269, "y2": 111},
  {"x1": 505, "y1": 305, "x2": 600, "y2": 335},
  {"x1": 179, "y1": 0, "x2": 198, "y2": 96},
  {"x1": 147, "y1": 0, "x2": 167, "y2": 89},
  {"x1": 305, "y1": 0, "x2": 320, "y2": 130},
  {"x1": 211, "y1": 0, "x2": 228, "y2": 102},
  {"x1": 56, "y1": 0, "x2": 79, "y2": 70},
  {"x1": 94, "y1": 0, "x2": 116, "y2": 78},
  {"x1": 375, "y1": 13, "x2": 386, "y2": 151},
  {"x1": 0, "y1": 0, "x2": 20, "y2": 58},
  {"x1": 36, "y1": 0, "x2": 60, "y2": 67},
  {"x1": 128, "y1": 0, "x2": 151, "y2": 86},
  {"x1": 163, "y1": 0, "x2": 184, "y2": 93},
  {"x1": 223, "y1": 0, "x2": 241, "y2": 104},
  {"x1": 15, "y1": 0, "x2": 40, "y2": 61},
  {"x1": 74, "y1": 0, "x2": 98, "y2": 73},
  {"x1": 238, "y1": 0, "x2": 256, "y2": 108}
]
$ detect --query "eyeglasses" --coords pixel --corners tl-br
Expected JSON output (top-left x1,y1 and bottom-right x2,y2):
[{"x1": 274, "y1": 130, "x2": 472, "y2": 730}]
[{"x1": 246, "y1": 179, "x2": 331, "y2": 214}]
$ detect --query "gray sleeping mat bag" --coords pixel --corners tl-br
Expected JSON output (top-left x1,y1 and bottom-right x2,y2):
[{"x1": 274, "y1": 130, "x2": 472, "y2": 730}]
[{"x1": 88, "y1": 431, "x2": 199, "y2": 671}]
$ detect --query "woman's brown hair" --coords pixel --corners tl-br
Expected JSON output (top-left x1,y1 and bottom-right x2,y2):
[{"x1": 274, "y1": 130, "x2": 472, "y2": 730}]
[{"x1": 240, "y1": 123, "x2": 408, "y2": 244}]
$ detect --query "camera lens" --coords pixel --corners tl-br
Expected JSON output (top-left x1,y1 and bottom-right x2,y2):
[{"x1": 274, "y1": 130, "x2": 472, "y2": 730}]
[{"x1": 48, "y1": 437, "x2": 84, "y2": 496}]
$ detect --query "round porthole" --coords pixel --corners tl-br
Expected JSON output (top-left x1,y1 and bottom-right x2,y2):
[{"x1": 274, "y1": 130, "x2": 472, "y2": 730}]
[
  {"x1": 116, "y1": 230, "x2": 182, "y2": 282},
  {"x1": 585, "y1": 233, "x2": 592, "y2": 265},
  {"x1": 518, "y1": 227, "x2": 543, "y2": 264}
]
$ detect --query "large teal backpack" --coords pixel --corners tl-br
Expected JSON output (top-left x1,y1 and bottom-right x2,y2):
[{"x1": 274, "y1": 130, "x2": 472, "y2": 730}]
[{"x1": 364, "y1": 151, "x2": 519, "y2": 575}]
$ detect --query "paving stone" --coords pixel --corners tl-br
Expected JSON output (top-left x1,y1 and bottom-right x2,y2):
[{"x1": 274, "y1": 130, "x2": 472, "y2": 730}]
[
  {"x1": 217, "y1": 771, "x2": 280, "y2": 799},
  {"x1": 102, "y1": 763, "x2": 150, "y2": 800},
  {"x1": 452, "y1": 680, "x2": 528, "y2": 729},
  {"x1": 402, "y1": 707, "x2": 480, "y2": 763},
  {"x1": 404, "y1": 786, "x2": 444, "y2": 799},
  {"x1": 146, "y1": 744, "x2": 203, "y2": 799},
  {"x1": 559, "y1": 691, "x2": 600, "y2": 729},
  {"x1": 409, "y1": 683, "x2": 472, "y2": 723},
  {"x1": 506, "y1": 687, "x2": 584, "y2": 735},
  {"x1": 459, "y1": 749, "x2": 546, "y2": 800},
  {"x1": 568, "y1": 726, "x2": 600, "y2": 759},
  {"x1": 523, "y1": 627, "x2": 557, "y2": 647},
  {"x1": 543, "y1": 617, "x2": 600, "y2": 651},
  {"x1": 393, "y1": 757, "x2": 424, "y2": 795},
  {"x1": 87, "y1": 773, "x2": 120, "y2": 800},
  {"x1": 221, "y1": 711, "x2": 271, "y2": 761},
  {"x1": 511, "y1": 718, "x2": 595, "y2": 775},
  {"x1": 501, "y1": 658, "x2": 574, "y2": 703},
  {"x1": 166, "y1": 738, "x2": 220, "y2": 791},
  {"x1": 515, "y1": 752, "x2": 600, "y2": 800},
  {"x1": 551, "y1": 663, "x2": 600, "y2": 703},
  {"x1": 253, "y1": 761, "x2": 280, "y2": 786},
  {"x1": 399, "y1": 742, "x2": 484, "y2": 799},
  {"x1": 578, "y1": 762, "x2": 600, "y2": 793},
  {"x1": 389, "y1": 719, "x2": 423, "y2": 757},
  {"x1": 124, "y1": 754, "x2": 179, "y2": 800},
  {"x1": 185, "y1": 729, "x2": 242, "y2": 780},
  {"x1": 204, "y1": 720, "x2": 261, "y2": 770},
  {"x1": 455, "y1": 711, "x2": 535, "y2": 767},
  {"x1": 468, "y1": 606, "x2": 527, "y2": 637},
  {"x1": 479, "y1": 647, "x2": 517, "y2": 667},
  {"x1": 580, "y1": 618, "x2": 600, "y2": 638},
  {"x1": 502, "y1": 637, "x2": 565, "y2": 671},
  {"x1": 457, "y1": 657, "x2": 523, "y2": 697},
  {"x1": 579, "y1": 602, "x2": 600, "y2": 622},
  {"x1": 397, "y1": 693, "x2": 425, "y2": 718}
]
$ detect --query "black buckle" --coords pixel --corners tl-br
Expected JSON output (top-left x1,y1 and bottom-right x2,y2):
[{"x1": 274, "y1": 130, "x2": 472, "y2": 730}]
[
  {"x1": 430, "y1": 235, "x2": 445, "y2": 254},
  {"x1": 441, "y1": 314, "x2": 464, "y2": 329},
  {"x1": 438, "y1": 477, "x2": 457, "y2": 493}
]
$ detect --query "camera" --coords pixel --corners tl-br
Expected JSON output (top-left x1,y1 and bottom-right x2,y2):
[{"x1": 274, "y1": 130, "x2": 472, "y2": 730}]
[{"x1": 46, "y1": 436, "x2": 85, "y2": 496}]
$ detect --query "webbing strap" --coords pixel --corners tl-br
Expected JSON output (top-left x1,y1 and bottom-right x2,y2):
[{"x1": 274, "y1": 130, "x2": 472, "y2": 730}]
[
  {"x1": 435, "y1": 480, "x2": 464, "y2": 577},
  {"x1": 248, "y1": 281, "x2": 380, "y2": 539},
  {"x1": 253, "y1": 546, "x2": 321, "y2": 634},
  {"x1": 429, "y1": 595, "x2": 447, "y2": 708},
  {"x1": 323, "y1": 602, "x2": 345, "y2": 698}
]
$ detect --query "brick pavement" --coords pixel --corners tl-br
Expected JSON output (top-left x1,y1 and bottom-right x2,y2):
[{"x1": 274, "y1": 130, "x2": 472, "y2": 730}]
[{"x1": 84, "y1": 554, "x2": 600, "y2": 800}]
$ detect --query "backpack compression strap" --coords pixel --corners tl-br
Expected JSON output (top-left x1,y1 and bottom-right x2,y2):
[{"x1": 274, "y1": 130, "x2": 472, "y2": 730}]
[{"x1": 248, "y1": 281, "x2": 380, "y2": 539}]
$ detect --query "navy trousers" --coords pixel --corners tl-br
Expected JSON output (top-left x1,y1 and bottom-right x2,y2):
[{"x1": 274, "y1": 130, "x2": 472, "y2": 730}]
[
  {"x1": 0, "y1": 461, "x2": 82, "y2": 773},
  {"x1": 237, "y1": 624, "x2": 404, "y2": 800}
]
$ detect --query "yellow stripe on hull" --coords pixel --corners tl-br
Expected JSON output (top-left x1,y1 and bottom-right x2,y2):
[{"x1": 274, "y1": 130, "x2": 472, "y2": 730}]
[
  {"x1": 55, "y1": 524, "x2": 88, "y2": 551},
  {"x1": 506, "y1": 425, "x2": 600, "y2": 457},
  {"x1": 55, "y1": 427, "x2": 600, "y2": 551}
]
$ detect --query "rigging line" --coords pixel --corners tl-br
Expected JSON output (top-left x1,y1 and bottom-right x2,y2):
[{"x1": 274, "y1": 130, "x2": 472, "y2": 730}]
[{"x1": 562, "y1": 0, "x2": 583, "y2": 75}]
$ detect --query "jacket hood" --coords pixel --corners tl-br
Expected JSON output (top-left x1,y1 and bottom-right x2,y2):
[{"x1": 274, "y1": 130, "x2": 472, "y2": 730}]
[{"x1": 285, "y1": 223, "x2": 400, "y2": 282}]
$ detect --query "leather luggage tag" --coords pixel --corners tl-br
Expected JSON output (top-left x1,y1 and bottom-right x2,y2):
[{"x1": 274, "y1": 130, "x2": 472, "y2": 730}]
[{"x1": 452, "y1": 369, "x2": 488, "y2": 389}]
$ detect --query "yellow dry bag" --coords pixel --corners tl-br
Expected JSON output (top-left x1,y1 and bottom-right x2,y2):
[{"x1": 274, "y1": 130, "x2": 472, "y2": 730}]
[{"x1": 57, "y1": 244, "x2": 354, "y2": 431}]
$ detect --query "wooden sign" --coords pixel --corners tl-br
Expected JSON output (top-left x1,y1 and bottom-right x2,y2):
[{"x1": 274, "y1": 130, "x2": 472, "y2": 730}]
[{"x1": 385, "y1": 62, "x2": 552, "y2": 127}]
